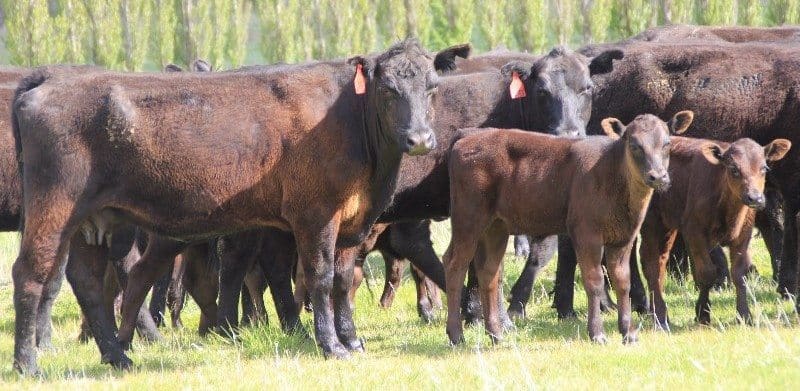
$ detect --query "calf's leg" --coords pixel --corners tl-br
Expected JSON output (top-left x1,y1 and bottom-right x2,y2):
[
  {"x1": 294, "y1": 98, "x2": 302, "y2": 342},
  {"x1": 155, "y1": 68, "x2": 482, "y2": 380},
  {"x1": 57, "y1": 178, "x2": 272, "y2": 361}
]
[
  {"x1": 571, "y1": 231, "x2": 606, "y2": 343},
  {"x1": 730, "y1": 225, "x2": 755, "y2": 324},
  {"x1": 35, "y1": 261, "x2": 66, "y2": 349},
  {"x1": 605, "y1": 242, "x2": 637, "y2": 343},
  {"x1": 639, "y1": 221, "x2": 677, "y2": 330},
  {"x1": 379, "y1": 252, "x2": 405, "y2": 308},
  {"x1": 333, "y1": 247, "x2": 364, "y2": 352},
  {"x1": 474, "y1": 223, "x2": 510, "y2": 343}
]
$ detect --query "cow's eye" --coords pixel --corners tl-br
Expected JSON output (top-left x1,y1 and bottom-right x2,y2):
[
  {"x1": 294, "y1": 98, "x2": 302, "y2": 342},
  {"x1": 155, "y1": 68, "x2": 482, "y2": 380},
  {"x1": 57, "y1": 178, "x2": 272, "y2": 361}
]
[
  {"x1": 761, "y1": 165, "x2": 769, "y2": 174},
  {"x1": 537, "y1": 88, "x2": 550, "y2": 98},
  {"x1": 580, "y1": 86, "x2": 593, "y2": 95},
  {"x1": 730, "y1": 166, "x2": 741, "y2": 178},
  {"x1": 426, "y1": 86, "x2": 437, "y2": 96}
]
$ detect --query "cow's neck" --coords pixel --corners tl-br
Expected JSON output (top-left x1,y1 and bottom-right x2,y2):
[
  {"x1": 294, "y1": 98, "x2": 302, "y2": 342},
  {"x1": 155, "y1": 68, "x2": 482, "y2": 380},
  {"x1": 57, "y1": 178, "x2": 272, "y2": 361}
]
[
  {"x1": 612, "y1": 141, "x2": 654, "y2": 223},
  {"x1": 357, "y1": 91, "x2": 403, "y2": 228},
  {"x1": 714, "y1": 171, "x2": 750, "y2": 241}
]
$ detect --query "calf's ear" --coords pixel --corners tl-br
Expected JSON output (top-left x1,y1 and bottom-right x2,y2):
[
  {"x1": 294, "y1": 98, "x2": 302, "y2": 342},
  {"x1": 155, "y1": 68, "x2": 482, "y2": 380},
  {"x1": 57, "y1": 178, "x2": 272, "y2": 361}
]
[
  {"x1": 434, "y1": 43, "x2": 471, "y2": 73},
  {"x1": 668, "y1": 110, "x2": 693, "y2": 134},
  {"x1": 600, "y1": 117, "x2": 625, "y2": 139},
  {"x1": 191, "y1": 59, "x2": 212, "y2": 72},
  {"x1": 501, "y1": 61, "x2": 533, "y2": 81},
  {"x1": 764, "y1": 139, "x2": 792, "y2": 161},
  {"x1": 589, "y1": 49, "x2": 623, "y2": 76},
  {"x1": 347, "y1": 55, "x2": 375, "y2": 76},
  {"x1": 700, "y1": 143, "x2": 725, "y2": 165},
  {"x1": 164, "y1": 64, "x2": 183, "y2": 72}
]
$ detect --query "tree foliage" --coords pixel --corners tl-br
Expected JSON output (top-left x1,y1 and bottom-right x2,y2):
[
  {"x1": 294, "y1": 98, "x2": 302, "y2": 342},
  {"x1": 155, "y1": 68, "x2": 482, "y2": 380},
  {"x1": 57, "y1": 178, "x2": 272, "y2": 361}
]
[{"x1": 1, "y1": 0, "x2": 798, "y2": 70}]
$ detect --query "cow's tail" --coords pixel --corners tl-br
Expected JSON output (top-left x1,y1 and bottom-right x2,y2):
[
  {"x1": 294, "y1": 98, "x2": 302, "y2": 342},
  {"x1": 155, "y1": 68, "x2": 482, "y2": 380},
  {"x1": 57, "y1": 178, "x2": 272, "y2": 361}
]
[{"x1": 11, "y1": 68, "x2": 52, "y2": 234}]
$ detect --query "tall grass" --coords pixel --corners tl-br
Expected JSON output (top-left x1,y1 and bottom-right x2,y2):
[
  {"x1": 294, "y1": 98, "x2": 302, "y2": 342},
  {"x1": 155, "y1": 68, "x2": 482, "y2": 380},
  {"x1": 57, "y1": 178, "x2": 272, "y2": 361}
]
[{"x1": 0, "y1": 227, "x2": 798, "y2": 387}]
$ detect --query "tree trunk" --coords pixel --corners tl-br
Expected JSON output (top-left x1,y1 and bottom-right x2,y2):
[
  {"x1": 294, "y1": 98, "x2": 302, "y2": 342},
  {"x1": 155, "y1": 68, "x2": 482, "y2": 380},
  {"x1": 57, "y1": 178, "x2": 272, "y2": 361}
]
[
  {"x1": 120, "y1": 0, "x2": 133, "y2": 70},
  {"x1": 581, "y1": 0, "x2": 592, "y2": 44},
  {"x1": 179, "y1": 0, "x2": 197, "y2": 65},
  {"x1": 404, "y1": 0, "x2": 417, "y2": 37},
  {"x1": 661, "y1": 0, "x2": 672, "y2": 24}
]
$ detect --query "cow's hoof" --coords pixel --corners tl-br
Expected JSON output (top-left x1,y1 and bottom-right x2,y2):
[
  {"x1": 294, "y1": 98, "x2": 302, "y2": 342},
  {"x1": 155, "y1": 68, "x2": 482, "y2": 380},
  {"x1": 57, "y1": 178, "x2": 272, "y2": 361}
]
[
  {"x1": 322, "y1": 342, "x2": 351, "y2": 360},
  {"x1": 507, "y1": 304, "x2": 525, "y2": 320},
  {"x1": 447, "y1": 330, "x2": 466, "y2": 346},
  {"x1": 109, "y1": 356, "x2": 134, "y2": 371},
  {"x1": 488, "y1": 331, "x2": 503, "y2": 345},
  {"x1": 622, "y1": 334, "x2": 638, "y2": 345},
  {"x1": 13, "y1": 357, "x2": 40, "y2": 377},
  {"x1": 654, "y1": 319, "x2": 670, "y2": 332},
  {"x1": 591, "y1": 334, "x2": 608, "y2": 345},
  {"x1": 557, "y1": 309, "x2": 578, "y2": 320},
  {"x1": 342, "y1": 337, "x2": 365, "y2": 353}
]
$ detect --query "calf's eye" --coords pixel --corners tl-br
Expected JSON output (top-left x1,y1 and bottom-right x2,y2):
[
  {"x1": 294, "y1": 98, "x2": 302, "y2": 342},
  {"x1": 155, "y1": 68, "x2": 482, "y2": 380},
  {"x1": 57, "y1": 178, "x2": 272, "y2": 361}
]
[{"x1": 730, "y1": 167, "x2": 741, "y2": 178}]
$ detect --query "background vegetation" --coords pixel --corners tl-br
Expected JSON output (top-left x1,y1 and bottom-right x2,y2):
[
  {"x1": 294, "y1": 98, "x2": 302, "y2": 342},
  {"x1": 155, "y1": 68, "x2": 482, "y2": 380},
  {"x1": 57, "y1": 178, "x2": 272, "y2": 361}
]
[{"x1": 1, "y1": 0, "x2": 799, "y2": 70}]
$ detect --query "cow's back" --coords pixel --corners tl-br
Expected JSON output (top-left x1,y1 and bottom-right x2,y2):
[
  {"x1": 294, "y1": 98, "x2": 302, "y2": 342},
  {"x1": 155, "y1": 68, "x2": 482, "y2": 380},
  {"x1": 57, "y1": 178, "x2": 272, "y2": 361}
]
[
  {"x1": 590, "y1": 43, "x2": 800, "y2": 144},
  {"x1": 15, "y1": 65, "x2": 359, "y2": 238},
  {"x1": 450, "y1": 128, "x2": 576, "y2": 235}
]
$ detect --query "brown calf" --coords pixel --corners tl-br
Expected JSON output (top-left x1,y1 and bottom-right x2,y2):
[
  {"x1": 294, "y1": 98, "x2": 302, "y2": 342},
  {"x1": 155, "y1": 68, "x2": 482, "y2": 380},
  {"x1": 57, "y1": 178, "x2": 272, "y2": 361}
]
[
  {"x1": 444, "y1": 112, "x2": 693, "y2": 344},
  {"x1": 639, "y1": 136, "x2": 791, "y2": 329}
]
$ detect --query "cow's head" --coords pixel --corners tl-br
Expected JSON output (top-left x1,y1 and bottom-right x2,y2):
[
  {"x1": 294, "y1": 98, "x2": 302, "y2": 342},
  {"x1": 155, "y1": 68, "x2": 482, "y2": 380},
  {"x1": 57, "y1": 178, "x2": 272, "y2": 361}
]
[
  {"x1": 502, "y1": 47, "x2": 623, "y2": 137},
  {"x1": 602, "y1": 111, "x2": 693, "y2": 192},
  {"x1": 701, "y1": 138, "x2": 791, "y2": 209},
  {"x1": 349, "y1": 39, "x2": 449, "y2": 156}
]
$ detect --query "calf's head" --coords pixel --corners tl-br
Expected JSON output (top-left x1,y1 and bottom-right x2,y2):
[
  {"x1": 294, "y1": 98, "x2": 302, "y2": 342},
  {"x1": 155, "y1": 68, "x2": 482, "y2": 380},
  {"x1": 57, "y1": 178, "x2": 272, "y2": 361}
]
[
  {"x1": 349, "y1": 39, "x2": 465, "y2": 156},
  {"x1": 602, "y1": 111, "x2": 694, "y2": 192},
  {"x1": 701, "y1": 138, "x2": 791, "y2": 209},
  {"x1": 501, "y1": 47, "x2": 623, "y2": 137}
]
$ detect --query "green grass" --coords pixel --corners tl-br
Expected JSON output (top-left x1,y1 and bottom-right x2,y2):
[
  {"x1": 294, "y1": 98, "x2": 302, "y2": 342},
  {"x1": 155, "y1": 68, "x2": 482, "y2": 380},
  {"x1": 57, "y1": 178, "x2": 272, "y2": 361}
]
[{"x1": 0, "y1": 223, "x2": 799, "y2": 389}]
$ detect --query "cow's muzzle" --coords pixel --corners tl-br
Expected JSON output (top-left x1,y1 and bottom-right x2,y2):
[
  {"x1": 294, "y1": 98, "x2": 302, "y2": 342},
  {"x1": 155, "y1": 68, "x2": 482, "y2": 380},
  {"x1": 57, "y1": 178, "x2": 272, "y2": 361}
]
[{"x1": 405, "y1": 129, "x2": 436, "y2": 156}]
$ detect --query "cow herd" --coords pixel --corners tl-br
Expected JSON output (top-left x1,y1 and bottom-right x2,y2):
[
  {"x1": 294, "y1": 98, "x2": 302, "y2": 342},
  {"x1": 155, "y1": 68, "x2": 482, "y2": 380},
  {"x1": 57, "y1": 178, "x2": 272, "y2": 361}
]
[{"x1": 3, "y1": 24, "x2": 800, "y2": 375}]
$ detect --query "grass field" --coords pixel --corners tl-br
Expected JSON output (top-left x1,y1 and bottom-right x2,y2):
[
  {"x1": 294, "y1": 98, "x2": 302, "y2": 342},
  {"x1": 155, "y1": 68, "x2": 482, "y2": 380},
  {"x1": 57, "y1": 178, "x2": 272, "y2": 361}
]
[{"x1": 0, "y1": 223, "x2": 799, "y2": 389}]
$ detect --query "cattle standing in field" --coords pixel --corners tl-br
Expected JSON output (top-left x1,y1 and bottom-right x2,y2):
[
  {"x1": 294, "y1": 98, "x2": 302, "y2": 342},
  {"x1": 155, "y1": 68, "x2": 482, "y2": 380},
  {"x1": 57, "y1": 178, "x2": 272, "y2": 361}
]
[
  {"x1": 639, "y1": 136, "x2": 790, "y2": 328},
  {"x1": 513, "y1": 41, "x2": 800, "y2": 320},
  {"x1": 444, "y1": 112, "x2": 692, "y2": 344},
  {"x1": 11, "y1": 39, "x2": 442, "y2": 374},
  {"x1": 585, "y1": 42, "x2": 800, "y2": 303},
  {"x1": 630, "y1": 24, "x2": 800, "y2": 44}
]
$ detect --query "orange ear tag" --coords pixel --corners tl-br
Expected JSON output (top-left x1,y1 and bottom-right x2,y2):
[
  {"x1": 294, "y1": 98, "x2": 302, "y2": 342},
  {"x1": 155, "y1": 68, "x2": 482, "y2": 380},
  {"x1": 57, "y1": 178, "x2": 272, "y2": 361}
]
[
  {"x1": 354, "y1": 64, "x2": 366, "y2": 95},
  {"x1": 509, "y1": 71, "x2": 526, "y2": 99}
]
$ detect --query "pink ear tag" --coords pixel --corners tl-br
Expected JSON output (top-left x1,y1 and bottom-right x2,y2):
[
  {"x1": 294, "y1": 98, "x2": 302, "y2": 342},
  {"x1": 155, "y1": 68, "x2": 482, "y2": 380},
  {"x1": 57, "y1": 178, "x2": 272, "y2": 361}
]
[
  {"x1": 354, "y1": 64, "x2": 366, "y2": 95},
  {"x1": 509, "y1": 71, "x2": 527, "y2": 99}
]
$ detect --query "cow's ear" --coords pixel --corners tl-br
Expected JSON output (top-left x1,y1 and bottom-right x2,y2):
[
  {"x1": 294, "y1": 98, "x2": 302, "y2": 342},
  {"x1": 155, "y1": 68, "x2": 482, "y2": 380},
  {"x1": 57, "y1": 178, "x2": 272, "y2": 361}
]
[
  {"x1": 600, "y1": 117, "x2": 625, "y2": 139},
  {"x1": 701, "y1": 143, "x2": 725, "y2": 165},
  {"x1": 764, "y1": 139, "x2": 792, "y2": 162},
  {"x1": 347, "y1": 56, "x2": 374, "y2": 76},
  {"x1": 434, "y1": 43, "x2": 471, "y2": 73},
  {"x1": 668, "y1": 110, "x2": 693, "y2": 134},
  {"x1": 500, "y1": 61, "x2": 533, "y2": 81},
  {"x1": 164, "y1": 64, "x2": 183, "y2": 72},
  {"x1": 589, "y1": 49, "x2": 623, "y2": 75},
  {"x1": 191, "y1": 59, "x2": 212, "y2": 72}
]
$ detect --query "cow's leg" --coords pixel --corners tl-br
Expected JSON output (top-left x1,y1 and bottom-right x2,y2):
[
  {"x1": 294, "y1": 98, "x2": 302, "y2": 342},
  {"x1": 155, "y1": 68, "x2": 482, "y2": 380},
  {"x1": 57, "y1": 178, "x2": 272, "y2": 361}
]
[
  {"x1": 261, "y1": 230, "x2": 303, "y2": 334},
  {"x1": 640, "y1": 220, "x2": 677, "y2": 330},
  {"x1": 777, "y1": 198, "x2": 798, "y2": 298},
  {"x1": 755, "y1": 186, "x2": 784, "y2": 282},
  {"x1": 108, "y1": 238, "x2": 162, "y2": 343},
  {"x1": 350, "y1": 262, "x2": 364, "y2": 309},
  {"x1": 13, "y1": 202, "x2": 81, "y2": 375},
  {"x1": 462, "y1": 265, "x2": 482, "y2": 326},
  {"x1": 242, "y1": 263, "x2": 268, "y2": 326},
  {"x1": 167, "y1": 254, "x2": 187, "y2": 328},
  {"x1": 553, "y1": 235, "x2": 578, "y2": 319},
  {"x1": 514, "y1": 235, "x2": 531, "y2": 259},
  {"x1": 709, "y1": 246, "x2": 730, "y2": 289},
  {"x1": 508, "y1": 235, "x2": 557, "y2": 319},
  {"x1": 66, "y1": 234, "x2": 132, "y2": 369},
  {"x1": 332, "y1": 246, "x2": 363, "y2": 352},
  {"x1": 410, "y1": 265, "x2": 440, "y2": 322},
  {"x1": 149, "y1": 264, "x2": 172, "y2": 327},
  {"x1": 293, "y1": 262, "x2": 310, "y2": 312},
  {"x1": 179, "y1": 243, "x2": 219, "y2": 335},
  {"x1": 474, "y1": 222, "x2": 509, "y2": 343},
  {"x1": 685, "y1": 234, "x2": 716, "y2": 325},
  {"x1": 667, "y1": 236, "x2": 690, "y2": 282},
  {"x1": 571, "y1": 230, "x2": 606, "y2": 343},
  {"x1": 627, "y1": 237, "x2": 649, "y2": 315},
  {"x1": 385, "y1": 220, "x2": 447, "y2": 321},
  {"x1": 444, "y1": 216, "x2": 487, "y2": 345},
  {"x1": 294, "y1": 217, "x2": 347, "y2": 359},
  {"x1": 379, "y1": 251, "x2": 406, "y2": 308},
  {"x1": 35, "y1": 260, "x2": 67, "y2": 349},
  {"x1": 605, "y1": 241, "x2": 637, "y2": 344},
  {"x1": 730, "y1": 225, "x2": 755, "y2": 325},
  {"x1": 118, "y1": 236, "x2": 184, "y2": 350},
  {"x1": 216, "y1": 237, "x2": 254, "y2": 336}
]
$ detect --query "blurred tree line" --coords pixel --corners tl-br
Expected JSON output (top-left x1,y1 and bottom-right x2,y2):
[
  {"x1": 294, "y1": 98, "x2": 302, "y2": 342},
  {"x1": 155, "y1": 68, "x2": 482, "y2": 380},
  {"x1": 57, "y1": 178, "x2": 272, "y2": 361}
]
[{"x1": 0, "y1": 0, "x2": 798, "y2": 71}]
